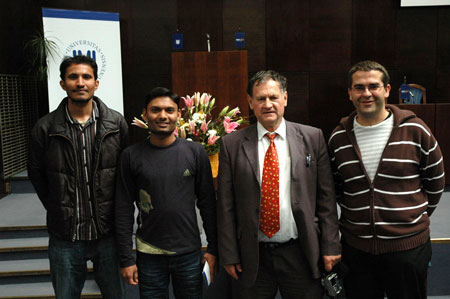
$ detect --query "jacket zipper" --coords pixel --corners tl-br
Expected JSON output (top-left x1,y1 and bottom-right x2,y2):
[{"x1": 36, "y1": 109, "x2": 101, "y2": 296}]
[
  {"x1": 369, "y1": 182, "x2": 376, "y2": 252},
  {"x1": 92, "y1": 129, "x2": 120, "y2": 235},
  {"x1": 358, "y1": 119, "x2": 402, "y2": 253},
  {"x1": 49, "y1": 133, "x2": 79, "y2": 242}
]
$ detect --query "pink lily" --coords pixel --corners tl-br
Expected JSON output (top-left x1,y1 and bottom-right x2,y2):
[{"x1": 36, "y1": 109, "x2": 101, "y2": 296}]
[
  {"x1": 182, "y1": 96, "x2": 194, "y2": 109},
  {"x1": 194, "y1": 92, "x2": 200, "y2": 106},
  {"x1": 201, "y1": 93, "x2": 211, "y2": 106},
  {"x1": 131, "y1": 117, "x2": 148, "y2": 129},
  {"x1": 189, "y1": 120, "x2": 196, "y2": 133},
  {"x1": 174, "y1": 126, "x2": 179, "y2": 137},
  {"x1": 223, "y1": 116, "x2": 240, "y2": 133},
  {"x1": 208, "y1": 134, "x2": 220, "y2": 145},
  {"x1": 227, "y1": 107, "x2": 240, "y2": 117},
  {"x1": 180, "y1": 126, "x2": 187, "y2": 139},
  {"x1": 201, "y1": 120, "x2": 210, "y2": 134}
]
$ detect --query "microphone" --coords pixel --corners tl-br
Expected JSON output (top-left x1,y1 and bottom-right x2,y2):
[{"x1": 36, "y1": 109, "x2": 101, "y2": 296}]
[{"x1": 206, "y1": 33, "x2": 210, "y2": 52}]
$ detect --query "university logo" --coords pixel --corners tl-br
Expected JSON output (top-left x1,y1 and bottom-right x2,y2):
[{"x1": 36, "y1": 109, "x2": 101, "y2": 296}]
[{"x1": 64, "y1": 40, "x2": 107, "y2": 79}]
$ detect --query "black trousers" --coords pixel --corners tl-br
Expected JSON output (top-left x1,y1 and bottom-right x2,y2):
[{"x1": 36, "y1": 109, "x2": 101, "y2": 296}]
[
  {"x1": 342, "y1": 239, "x2": 431, "y2": 299},
  {"x1": 238, "y1": 240, "x2": 323, "y2": 299}
]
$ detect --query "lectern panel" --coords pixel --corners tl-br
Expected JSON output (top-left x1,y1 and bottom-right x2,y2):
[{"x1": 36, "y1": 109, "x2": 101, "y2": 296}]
[{"x1": 172, "y1": 51, "x2": 249, "y2": 118}]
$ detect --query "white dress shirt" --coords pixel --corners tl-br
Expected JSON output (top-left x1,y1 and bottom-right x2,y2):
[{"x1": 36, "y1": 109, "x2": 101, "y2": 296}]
[{"x1": 257, "y1": 119, "x2": 298, "y2": 242}]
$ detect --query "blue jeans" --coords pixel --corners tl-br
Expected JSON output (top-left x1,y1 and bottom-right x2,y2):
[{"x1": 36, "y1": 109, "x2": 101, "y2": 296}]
[
  {"x1": 48, "y1": 235, "x2": 125, "y2": 299},
  {"x1": 137, "y1": 250, "x2": 203, "y2": 299}
]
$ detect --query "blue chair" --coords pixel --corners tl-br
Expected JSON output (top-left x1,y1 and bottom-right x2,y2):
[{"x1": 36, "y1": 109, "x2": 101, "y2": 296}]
[{"x1": 399, "y1": 84, "x2": 427, "y2": 104}]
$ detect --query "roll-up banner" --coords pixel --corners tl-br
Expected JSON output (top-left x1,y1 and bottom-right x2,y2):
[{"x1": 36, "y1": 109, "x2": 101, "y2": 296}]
[{"x1": 42, "y1": 8, "x2": 124, "y2": 114}]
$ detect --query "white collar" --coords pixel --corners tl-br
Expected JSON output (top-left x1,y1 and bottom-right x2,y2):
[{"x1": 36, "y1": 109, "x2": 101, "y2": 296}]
[{"x1": 257, "y1": 118, "x2": 287, "y2": 141}]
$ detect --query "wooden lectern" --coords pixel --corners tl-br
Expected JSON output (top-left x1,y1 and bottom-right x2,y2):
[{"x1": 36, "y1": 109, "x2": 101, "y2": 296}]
[{"x1": 171, "y1": 51, "x2": 249, "y2": 117}]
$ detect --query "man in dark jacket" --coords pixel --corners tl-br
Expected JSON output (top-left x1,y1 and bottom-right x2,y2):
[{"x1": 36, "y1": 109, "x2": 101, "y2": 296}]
[
  {"x1": 217, "y1": 70, "x2": 341, "y2": 298},
  {"x1": 28, "y1": 55, "x2": 128, "y2": 298},
  {"x1": 115, "y1": 87, "x2": 217, "y2": 299}
]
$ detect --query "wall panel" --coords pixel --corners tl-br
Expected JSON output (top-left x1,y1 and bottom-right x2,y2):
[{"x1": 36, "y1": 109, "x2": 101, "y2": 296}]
[
  {"x1": 352, "y1": 0, "x2": 397, "y2": 68},
  {"x1": 437, "y1": 8, "x2": 450, "y2": 68},
  {"x1": 436, "y1": 8, "x2": 450, "y2": 103},
  {"x1": 265, "y1": 0, "x2": 309, "y2": 71},
  {"x1": 128, "y1": 0, "x2": 176, "y2": 76},
  {"x1": 282, "y1": 72, "x2": 309, "y2": 125},
  {"x1": 436, "y1": 71, "x2": 450, "y2": 103},
  {"x1": 223, "y1": 0, "x2": 266, "y2": 72},
  {"x1": 2, "y1": 1, "x2": 43, "y2": 75},
  {"x1": 309, "y1": 73, "x2": 352, "y2": 140},
  {"x1": 309, "y1": 0, "x2": 352, "y2": 72},
  {"x1": 396, "y1": 7, "x2": 437, "y2": 71},
  {"x1": 177, "y1": 0, "x2": 223, "y2": 52},
  {"x1": 435, "y1": 104, "x2": 450, "y2": 185}
]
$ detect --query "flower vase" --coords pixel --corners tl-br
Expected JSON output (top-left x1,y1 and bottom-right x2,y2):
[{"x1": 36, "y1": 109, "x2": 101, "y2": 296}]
[{"x1": 208, "y1": 153, "x2": 219, "y2": 178}]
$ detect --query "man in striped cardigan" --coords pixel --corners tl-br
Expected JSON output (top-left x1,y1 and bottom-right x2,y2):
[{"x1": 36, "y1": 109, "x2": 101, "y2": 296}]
[{"x1": 328, "y1": 60, "x2": 445, "y2": 299}]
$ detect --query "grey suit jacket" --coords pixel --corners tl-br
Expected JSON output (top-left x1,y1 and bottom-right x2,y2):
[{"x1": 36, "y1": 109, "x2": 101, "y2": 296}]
[{"x1": 217, "y1": 121, "x2": 341, "y2": 287}]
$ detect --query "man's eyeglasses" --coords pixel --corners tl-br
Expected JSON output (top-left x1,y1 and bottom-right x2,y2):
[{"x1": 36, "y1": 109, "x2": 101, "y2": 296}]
[{"x1": 351, "y1": 84, "x2": 383, "y2": 93}]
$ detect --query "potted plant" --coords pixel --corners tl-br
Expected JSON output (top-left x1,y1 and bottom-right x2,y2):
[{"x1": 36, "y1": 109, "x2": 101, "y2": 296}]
[{"x1": 24, "y1": 30, "x2": 59, "y2": 81}]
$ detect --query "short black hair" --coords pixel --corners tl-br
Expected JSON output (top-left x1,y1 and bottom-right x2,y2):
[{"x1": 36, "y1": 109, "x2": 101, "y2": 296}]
[
  {"x1": 348, "y1": 60, "x2": 390, "y2": 88},
  {"x1": 60, "y1": 55, "x2": 98, "y2": 80},
  {"x1": 247, "y1": 70, "x2": 287, "y2": 97},
  {"x1": 145, "y1": 87, "x2": 180, "y2": 108}
]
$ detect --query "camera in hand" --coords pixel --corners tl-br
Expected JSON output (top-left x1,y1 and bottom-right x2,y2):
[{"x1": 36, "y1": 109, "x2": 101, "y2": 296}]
[{"x1": 321, "y1": 271, "x2": 342, "y2": 297}]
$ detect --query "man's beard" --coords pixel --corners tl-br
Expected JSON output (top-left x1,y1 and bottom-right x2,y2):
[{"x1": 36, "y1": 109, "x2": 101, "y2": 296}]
[
  {"x1": 149, "y1": 128, "x2": 175, "y2": 136},
  {"x1": 69, "y1": 97, "x2": 92, "y2": 104}
]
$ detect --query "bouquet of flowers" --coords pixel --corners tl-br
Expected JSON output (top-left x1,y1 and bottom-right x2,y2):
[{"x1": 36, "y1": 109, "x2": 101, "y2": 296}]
[
  {"x1": 177, "y1": 92, "x2": 246, "y2": 155},
  {"x1": 131, "y1": 92, "x2": 246, "y2": 155}
]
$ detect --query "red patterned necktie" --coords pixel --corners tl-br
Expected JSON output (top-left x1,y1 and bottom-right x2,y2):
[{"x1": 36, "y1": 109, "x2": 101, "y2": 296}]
[{"x1": 260, "y1": 133, "x2": 280, "y2": 238}]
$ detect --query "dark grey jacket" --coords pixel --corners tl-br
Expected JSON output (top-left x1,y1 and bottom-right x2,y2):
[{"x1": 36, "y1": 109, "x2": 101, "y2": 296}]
[
  {"x1": 28, "y1": 97, "x2": 128, "y2": 241},
  {"x1": 217, "y1": 122, "x2": 341, "y2": 286}
]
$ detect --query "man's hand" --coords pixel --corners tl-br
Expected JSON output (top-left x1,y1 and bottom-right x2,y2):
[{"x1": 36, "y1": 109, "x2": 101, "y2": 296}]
[
  {"x1": 323, "y1": 254, "x2": 342, "y2": 272},
  {"x1": 224, "y1": 263, "x2": 242, "y2": 280},
  {"x1": 120, "y1": 264, "x2": 139, "y2": 285},
  {"x1": 202, "y1": 252, "x2": 218, "y2": 283}
]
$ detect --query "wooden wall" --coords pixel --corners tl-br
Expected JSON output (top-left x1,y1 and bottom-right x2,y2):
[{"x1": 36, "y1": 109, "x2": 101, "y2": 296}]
[{"x1": 1, "y1": 0, "x2": 450, "y2": 143}]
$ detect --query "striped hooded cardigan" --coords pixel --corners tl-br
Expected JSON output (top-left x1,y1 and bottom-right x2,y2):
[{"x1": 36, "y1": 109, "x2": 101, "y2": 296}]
[{"x1": 328, "y1": 104, "x2": 445, "y2": 254}]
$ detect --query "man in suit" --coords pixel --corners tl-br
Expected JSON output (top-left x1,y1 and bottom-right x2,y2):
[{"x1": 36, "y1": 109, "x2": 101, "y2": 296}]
[{"x1": 217, "y1": 70, "x2": 341, "y2": 298}]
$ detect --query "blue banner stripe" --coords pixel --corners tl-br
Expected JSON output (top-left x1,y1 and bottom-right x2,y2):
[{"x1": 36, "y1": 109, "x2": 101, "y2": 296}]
[{"x1": 42, "y1": 8, "x2": 119, "y2": 21}]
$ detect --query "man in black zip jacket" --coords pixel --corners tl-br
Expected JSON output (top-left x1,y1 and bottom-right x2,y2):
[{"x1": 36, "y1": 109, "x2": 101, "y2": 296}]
[{"x1": 28, "y1": 55, "x2": 128, "y2": 298}]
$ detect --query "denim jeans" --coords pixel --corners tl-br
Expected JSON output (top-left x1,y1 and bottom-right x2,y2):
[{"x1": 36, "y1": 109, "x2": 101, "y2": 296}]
[
  {"x1": 48, "y1": 234, "x2": 126, "y2": 299},
  {"x1": 137, "y1": 250, "x2": 203, "y2": 299}
]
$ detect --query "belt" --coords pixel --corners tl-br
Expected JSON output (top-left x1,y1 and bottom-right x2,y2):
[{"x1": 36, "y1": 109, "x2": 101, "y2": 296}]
[{"x1": 259, "y1": 238, "x2": 298, "y2": 249}]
